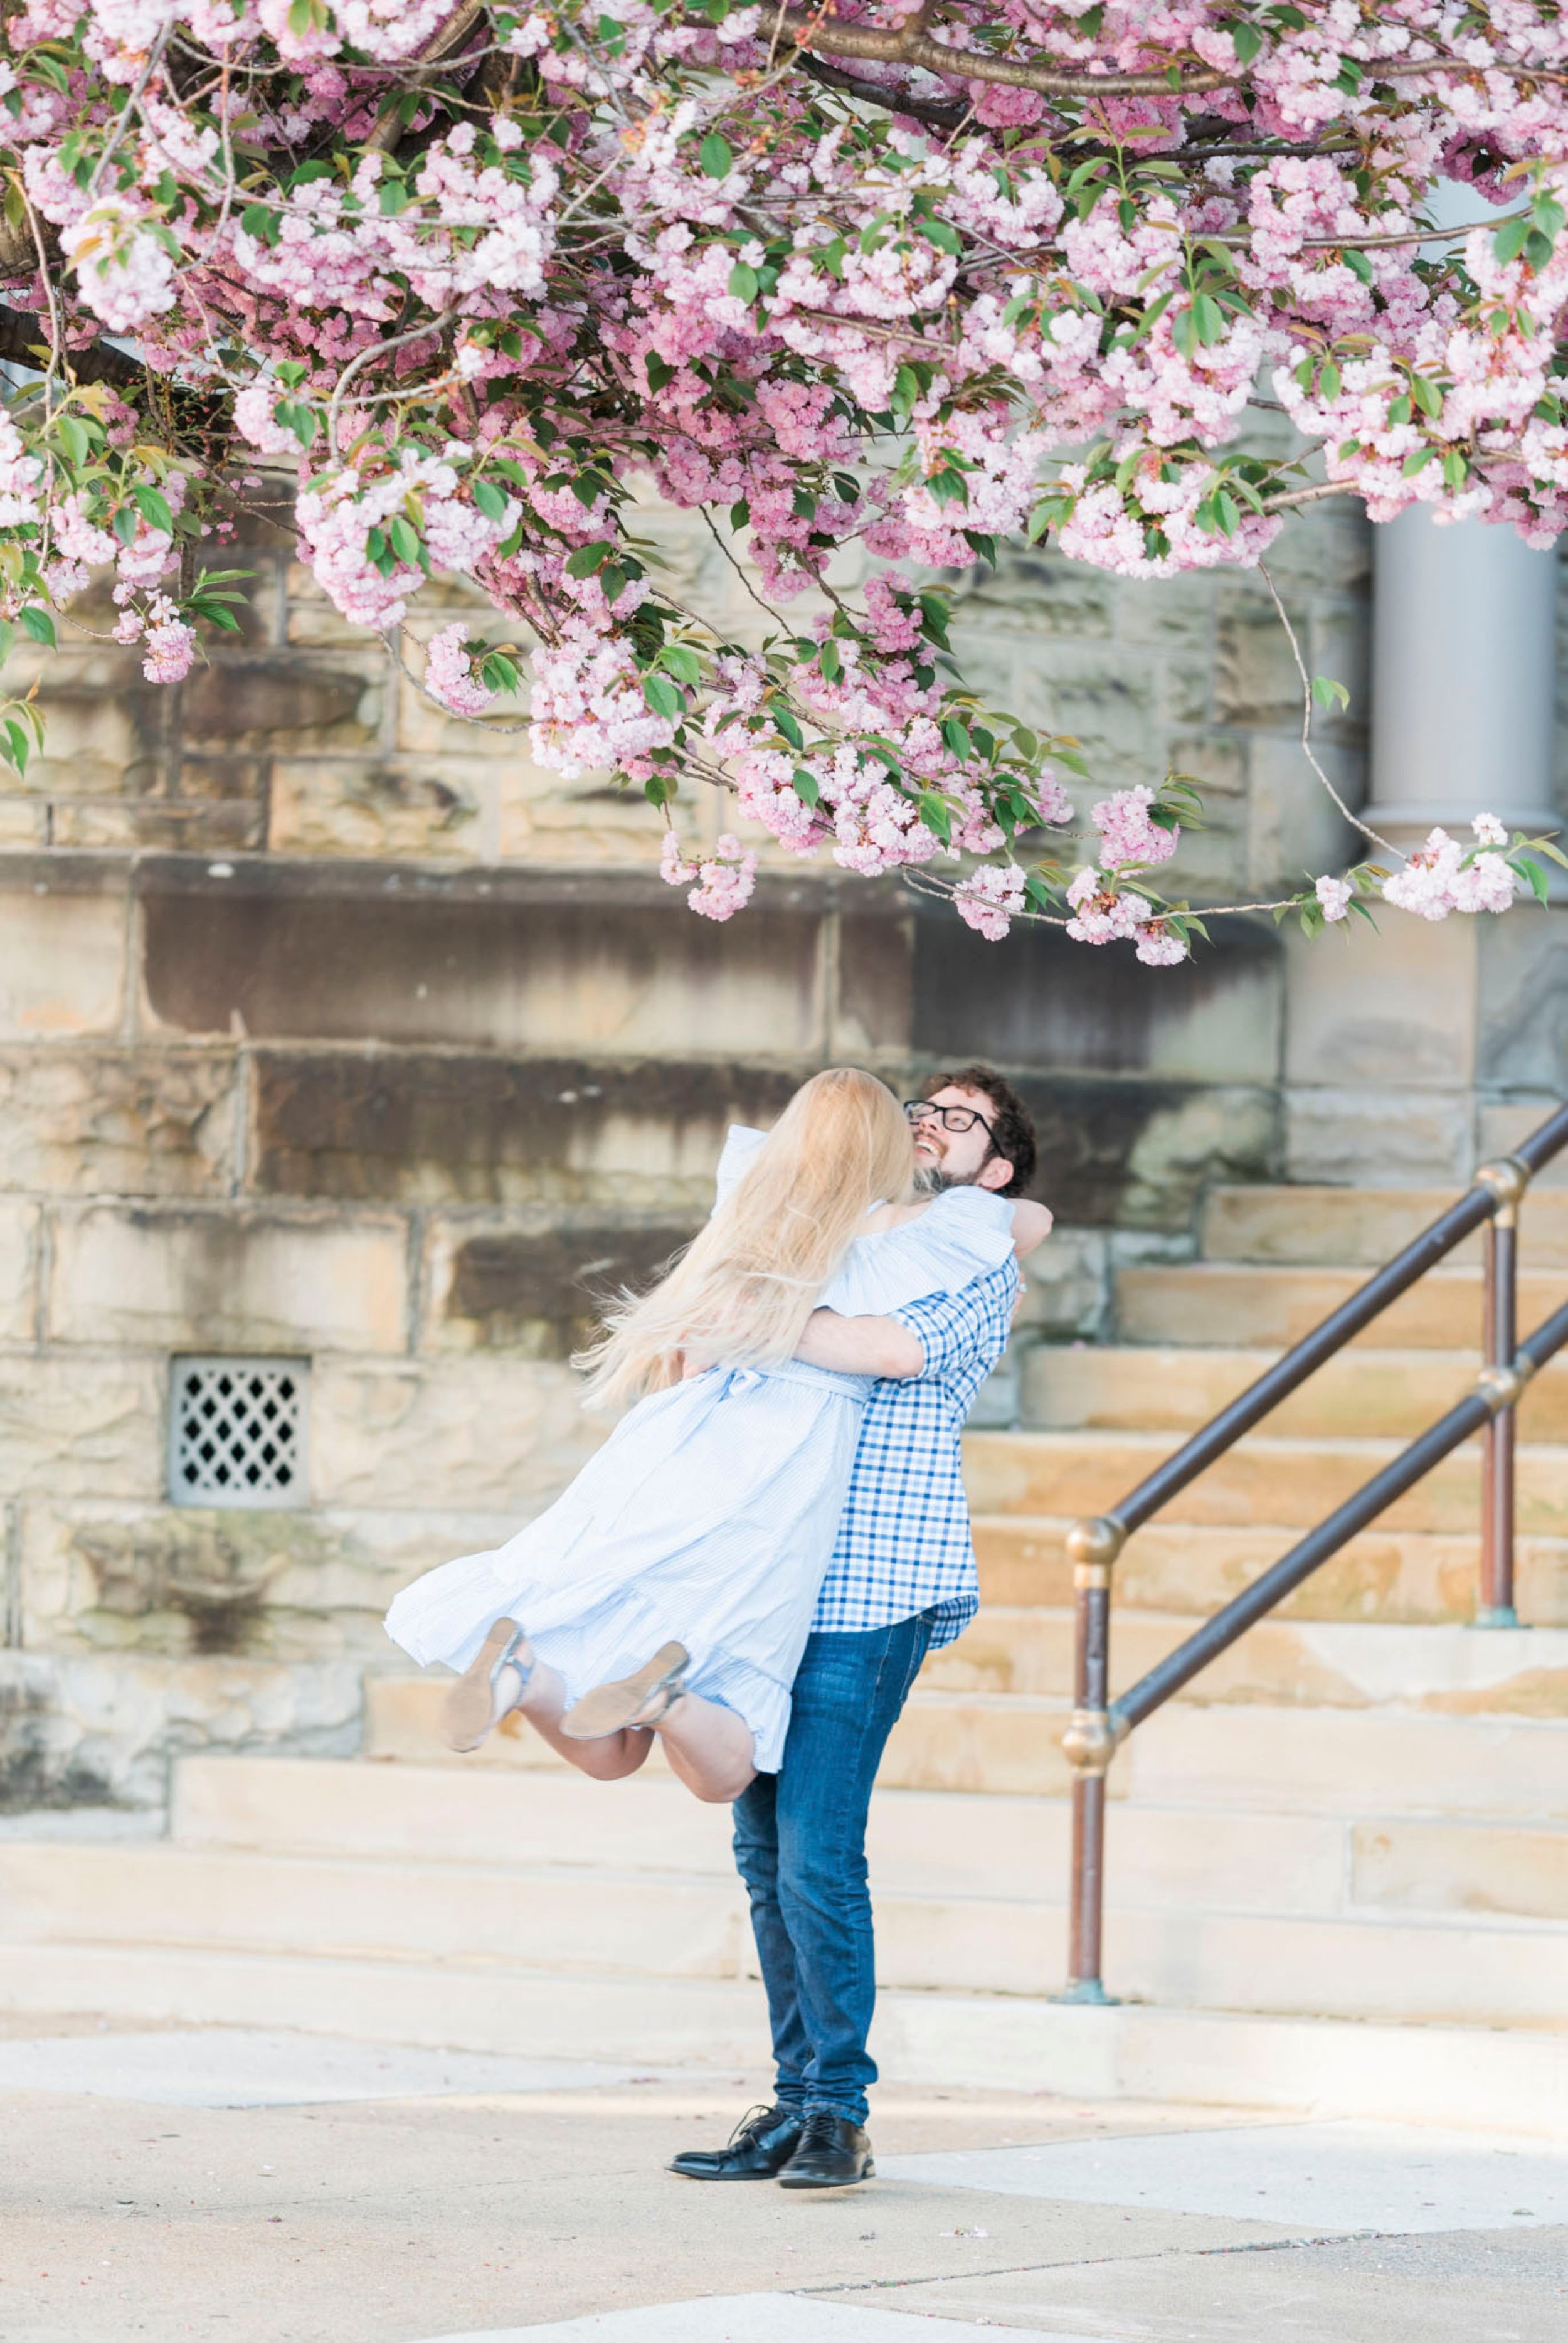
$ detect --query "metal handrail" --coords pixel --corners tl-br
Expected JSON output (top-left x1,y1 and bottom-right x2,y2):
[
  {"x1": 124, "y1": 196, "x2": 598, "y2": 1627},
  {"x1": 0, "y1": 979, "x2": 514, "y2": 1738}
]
[{"x1": 1056, "y1": 1098, "x2": 1568, "y2": 2004}]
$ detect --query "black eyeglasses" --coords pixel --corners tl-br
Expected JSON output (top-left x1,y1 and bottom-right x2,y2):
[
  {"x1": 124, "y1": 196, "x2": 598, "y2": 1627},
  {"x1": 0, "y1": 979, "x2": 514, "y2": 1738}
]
[{"x1": 903, "y1": 1099, "x2": 996, "y2": 1139}]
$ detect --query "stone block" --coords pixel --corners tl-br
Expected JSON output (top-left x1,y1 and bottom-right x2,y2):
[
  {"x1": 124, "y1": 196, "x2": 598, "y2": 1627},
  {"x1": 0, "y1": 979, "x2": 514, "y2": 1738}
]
[
  {"x1": 268, "y1": 757, "x2": 485, "y2": 860},
  {"x1": 1285, "y1": 1087, "x2": 1474, "y2": 1186},
  {"x1": 0, "y1": 1200, "x2": 38, "y2": 1341},
  {"x1": 1114, "y1": 570, "x2": 1216, "y2": 651},
  {"x1": 0, "y1": 1046, "x2": 235, "y2": 1197},
  {"x1": 395, "y1": 673, "x2": 529, "y2": 759},
  {"x1": 1213, "y1": 585, "x2": 1305, "y2": 726},
  {"x1": 950, "y1": 549, "x2": 1115, "y2": 637},
  {"x1": 172, "y1": 756, "x2": 270, "y2": 804},
  {"x1": 50, "y1": 802, "x2": 265, "y2": 852},
  {"x1": 1478, "y1": 1098, "x2": 1568, "y2": 1187},
  {"x1": 0, "y1": 1650, "x2": 364, "y2": 1810},
  {"x1": 422, "y1": 1211, "x2": 699, "y2": 1356},
  {"x1": 1119, "y1": 1086, "x2": 1279, "y2": 1230},
  {"x1": 19, "y1": 1500, "x2": 517, "y2": 1662},
  {"x1": 48, "y1": 1205, "x2": 410, "y2": 1354},
  {"x1": 911, "y1": 901, "x2": 1282, "y2": 1082},
  {"x1": 1245, "y1": 733, "x2": 1366, "y2": 888},
  {"x1": 1476, "y1": 904, "x2": 1568, "y2": 1092},
  {"x1": 833, "y1": 907, "x2": 914, "y2": 1058},
  {"x1": 179, "y1": 657, "x2": 382, "y2": 752},
  {"x1": 250, "y1": 1051, "x2": 800, "y2": 1206},
  {"x1": 3, "y1": 646, "x2": 166, "y2": 797},
  {"x1": 0, "y1": 800, "x2": 45, "y2": 845},
  {"x1": 0, "y1": 1356, "x2": 166, "y2": 1502},
  {"x1": 1283, "y1": 913, "x2": 1478, "y2": 1090},
  {"x1": 309, "y1": 1356, "x2": 605, "y2": 1511},
  {"x1": 494, "y1": 760, "x2": 672, "y2": 864},
  {"x1": 1015, "y1": 1226, "x2": 1107, "y2": 1339},
  {"x1": 1010, "y1": 648, "x2": 1160, "y2": 786},
  {"x1": 0, "y1": 881, "x2": 125, "y2": 1038},
  {"x1": 140, "y1": 873, "x2": 829, "y2": 1056}
]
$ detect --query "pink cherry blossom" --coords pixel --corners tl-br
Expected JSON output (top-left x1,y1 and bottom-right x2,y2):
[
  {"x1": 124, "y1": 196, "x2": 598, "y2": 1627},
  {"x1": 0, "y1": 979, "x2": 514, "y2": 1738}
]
[{"x1": 1315, "y1": 874, "x2": 1353, "y2": 922}]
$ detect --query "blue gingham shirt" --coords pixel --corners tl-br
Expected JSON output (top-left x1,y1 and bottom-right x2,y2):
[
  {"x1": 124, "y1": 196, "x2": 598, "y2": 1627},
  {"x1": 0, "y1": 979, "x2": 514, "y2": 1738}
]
[{"x1": 810, "y1": 1255, "x2": 1019, "y2": 1644}]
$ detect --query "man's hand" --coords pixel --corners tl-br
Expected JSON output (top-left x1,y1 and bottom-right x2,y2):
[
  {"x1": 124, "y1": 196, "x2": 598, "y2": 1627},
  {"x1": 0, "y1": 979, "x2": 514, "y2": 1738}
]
[
  {"x1": 1011, "y1": 1199, "x2": 1054, "y2": 1255},
  {"x1": 795, "y1": 1308, "x2": 924, "y2": 1379}
]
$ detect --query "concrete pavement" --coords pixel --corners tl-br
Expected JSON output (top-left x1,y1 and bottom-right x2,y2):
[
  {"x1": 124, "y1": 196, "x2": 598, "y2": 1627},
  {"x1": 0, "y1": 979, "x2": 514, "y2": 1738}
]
[{"x1": 1, "y1": 2015, "x2": 1562, "y2": 2343}]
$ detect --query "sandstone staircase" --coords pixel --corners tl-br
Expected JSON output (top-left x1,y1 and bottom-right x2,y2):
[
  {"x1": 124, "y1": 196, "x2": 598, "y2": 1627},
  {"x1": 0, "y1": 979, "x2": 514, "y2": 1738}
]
[{"x1": 0, "y1": 1182, "x2": 1565, "y2": 2132}]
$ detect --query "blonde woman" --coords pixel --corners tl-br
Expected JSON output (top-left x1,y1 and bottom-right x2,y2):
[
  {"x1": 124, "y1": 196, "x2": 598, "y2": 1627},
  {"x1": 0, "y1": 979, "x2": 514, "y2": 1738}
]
[{"x1": 384, "y1": 1068, "x2": 1040, "y2": 1805}]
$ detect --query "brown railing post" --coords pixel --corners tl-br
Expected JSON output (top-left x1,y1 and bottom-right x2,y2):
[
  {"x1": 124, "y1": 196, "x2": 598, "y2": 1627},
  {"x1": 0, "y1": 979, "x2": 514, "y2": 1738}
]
[
  {"x1": 1476, "y1": 1155, "x2": 1529, "y2": 1627},
  {"x1": 1056, "y1": 1515, "x2": 1126, "y2": 2004}
]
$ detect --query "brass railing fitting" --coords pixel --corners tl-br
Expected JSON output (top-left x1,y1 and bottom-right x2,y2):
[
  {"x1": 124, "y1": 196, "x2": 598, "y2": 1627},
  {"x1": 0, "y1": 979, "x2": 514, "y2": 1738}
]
[
  {"x1": 1061, "y1": 1706, "x2": 1128, "y2": 1778},
  {"x1": 1476, "y1": 1356, "x2": 1536, "y2": 1415},
  {"x1": 1066, "y1": 1514, "x2": 1126, "y2": 1591},
  {"x1": 1477, "y1": 1154, "x2": 1532, "y2": 1230}
]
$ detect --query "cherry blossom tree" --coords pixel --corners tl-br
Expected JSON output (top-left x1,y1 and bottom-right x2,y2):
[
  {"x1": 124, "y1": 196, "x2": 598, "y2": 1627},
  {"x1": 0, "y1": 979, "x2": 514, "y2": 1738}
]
[{"x1": 0, "y1": 0, "x2": 1564, "y2": 960}]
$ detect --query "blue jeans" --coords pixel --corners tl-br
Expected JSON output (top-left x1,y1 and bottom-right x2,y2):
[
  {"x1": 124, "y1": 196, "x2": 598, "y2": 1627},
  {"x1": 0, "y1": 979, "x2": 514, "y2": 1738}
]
[{"x1": 731, "y1": 1612, "x2": 937, "y2": 2128}]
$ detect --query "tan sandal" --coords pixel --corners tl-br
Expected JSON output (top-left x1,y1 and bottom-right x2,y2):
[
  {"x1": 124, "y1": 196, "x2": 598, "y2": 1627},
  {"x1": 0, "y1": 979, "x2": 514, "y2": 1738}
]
[
  {"x1": 561, "y1": 1641, "x2": 689, "y2": 1741},
  {"x1": 439, "y1": 1618, "x2": 532, "y2": 1753}
]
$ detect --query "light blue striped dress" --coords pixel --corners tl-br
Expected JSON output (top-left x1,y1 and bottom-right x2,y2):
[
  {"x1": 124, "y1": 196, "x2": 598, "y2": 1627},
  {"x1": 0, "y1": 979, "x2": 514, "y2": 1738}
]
[{"x1": 384, "y1": 1129, "x2": 1016, "y2": 1770}]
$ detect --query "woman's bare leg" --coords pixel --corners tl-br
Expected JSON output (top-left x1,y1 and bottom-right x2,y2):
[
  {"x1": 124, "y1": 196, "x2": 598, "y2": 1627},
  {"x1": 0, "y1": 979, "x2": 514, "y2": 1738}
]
[
  {"x1": 652, "y1": 1691, "x2": 756, "y2": 1804},
  {"x1": 510, "y1": 1656, "x2": 655, "y2": 1782}
]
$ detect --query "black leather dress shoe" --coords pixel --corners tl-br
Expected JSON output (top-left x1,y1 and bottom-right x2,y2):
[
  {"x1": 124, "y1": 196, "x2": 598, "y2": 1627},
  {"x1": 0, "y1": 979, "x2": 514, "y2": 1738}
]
[
  {"x1": 776, "y1": 2108, "x2": 874, "y2": 2189},
  {"x1": 667, "y1": 2103, "x2": 804, "y2": 2180}
]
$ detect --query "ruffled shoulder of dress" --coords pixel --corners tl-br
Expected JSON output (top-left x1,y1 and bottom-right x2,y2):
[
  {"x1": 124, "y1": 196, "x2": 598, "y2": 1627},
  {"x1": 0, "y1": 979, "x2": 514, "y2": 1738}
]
[
  {"x1": 817, "y1": 1185, "x2": 1016, "y2": 1318},
  {"x1": 711, "y1": 1124, "x2": 768, "y2": 1214}
]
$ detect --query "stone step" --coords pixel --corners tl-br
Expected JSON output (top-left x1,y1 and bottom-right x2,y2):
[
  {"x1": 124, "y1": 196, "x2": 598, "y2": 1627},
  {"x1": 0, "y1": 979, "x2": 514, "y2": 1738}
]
[
  {"x1": 361, "y1": 1680, "x2": 1568, "y2": 1817},
  {"x1": 169, "y1": 1756, "x2": 1325, "y2": 1909},
  {"x1": 1202, "y1": 1184, "x2": 1568, "y2": 1268},
  {"x1": 0, "y1": 1939, "x2": 1562, "y2": 2133},
  {"x1": 962, "y1": 1428, "x2": 1568, "y2": 1540},
  {"x1": 1, "y1": 1837, "x2": 1564, "y2": 2022},
  {"x1": 1020, "y1": 1344, "x2": 1568, "y2": 1441},
  {"x1": 1126, "y1": 1703, "x2": 1568, "y2": 1821},
  {"x1": 169, "y1": 1755, "x2": 1568, "y2": 1925},
  {"x1": 1114, "y1": 1262, "x2": 1564, "y2": 1351},
  {"x1": 973, "y1": 1514, "x2": 1568, "y2": 1628},
  {"x1": 364, "y1": 1676, "x2": 1084, "y2": 1797},
  {"x1": 923, "y1": 1614, "x2": 1568, "y2": 1714}
]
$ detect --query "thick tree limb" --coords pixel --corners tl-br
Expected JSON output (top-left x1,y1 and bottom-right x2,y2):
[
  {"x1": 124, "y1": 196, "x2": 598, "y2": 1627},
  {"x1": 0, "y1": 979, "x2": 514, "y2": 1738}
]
[
  {"x1": 771, "y1": 12, "x2": 1228, "y2": 98},
  {"x1": 799, "y1": 52, "x2": 968, "y2": 129},
  {"x1": 0, "y1": 304, "x2": 145, "y2": 389}
]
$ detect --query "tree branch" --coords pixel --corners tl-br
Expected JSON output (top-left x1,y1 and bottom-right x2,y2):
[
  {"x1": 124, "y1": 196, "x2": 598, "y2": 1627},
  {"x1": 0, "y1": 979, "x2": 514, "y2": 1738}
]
[
  {"x1": 0, "y1": 304, "x2": 146, "y2": 390},
  {"x1": 772, "y1": 11, "x2": 1226, "y2": 97},
  {"x1": 798, "y1": 52, "x2": 968, "y2": 130}
]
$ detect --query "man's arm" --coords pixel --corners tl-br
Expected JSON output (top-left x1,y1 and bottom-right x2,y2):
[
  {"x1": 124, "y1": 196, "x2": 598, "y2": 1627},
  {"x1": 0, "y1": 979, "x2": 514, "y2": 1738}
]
[{"x1": 794, "y1": 1309, "x2": 924, "y2": 1379}]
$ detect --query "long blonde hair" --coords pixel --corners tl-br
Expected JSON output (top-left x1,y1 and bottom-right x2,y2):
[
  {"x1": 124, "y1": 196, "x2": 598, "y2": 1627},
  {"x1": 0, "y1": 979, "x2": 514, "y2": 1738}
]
[{"x1": 579, "y1": 1068, "x2": 914, "y2": 1410}]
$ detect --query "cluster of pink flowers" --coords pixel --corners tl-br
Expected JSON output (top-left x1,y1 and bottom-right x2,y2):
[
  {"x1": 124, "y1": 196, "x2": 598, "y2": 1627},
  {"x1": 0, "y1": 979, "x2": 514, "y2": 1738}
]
[
  {"x1": 0, "y1": 1, "x2": 1559, "y2": 955},
  {"x1": 660, "y1": 829, "x2": 758, "y2": 922},
  {"x1": 1382, "y1": 818, "x2": 1520, "y2": 921},
  {"x1": 423, "y1": 623, "x2": 497, "y2": 719}
]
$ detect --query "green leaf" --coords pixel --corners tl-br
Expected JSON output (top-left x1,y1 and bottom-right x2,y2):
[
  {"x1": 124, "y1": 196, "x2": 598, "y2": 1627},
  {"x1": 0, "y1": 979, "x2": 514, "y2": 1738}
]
[
  {"x1": 388, "y1": 514, "x2": 422, "y2": 566},
  {"x1": 790, "y1": 767, "x2": 820, "y2": 807},
  {"x1": 1494, "y1": 214, "x2": 1532, "y2": 265},
  {"x1": 642, "y1": 673, "x2": 685, "y2": 720},
  {"x1": 133, "y1": 484, "x2": 174, "y2": 536},
  {"x1": 728, "y1": 497, "x2": 750, "y2": 530},
  {"x1": 1311, "y1": 673, "x2": 1350, "y2": 713},
  {"x1": 472, "y1": 479, "x2": 509, "y2": 523},
  {"x1": 113, "y1": 506, "x2": 139, "y2": 547},
  {"x1": 1343, "y1": 248, "x2": 1374, "y2": 287},
  {"x1": 918, "y1": 791, "x2": 952, "y2": 845},
  {"x1": 941, "y1": 716, "x2": 973, "y2": 760},
  {"x1": 564, "y1": 541, "x2": 613, "y2": 577},
  {"x1": 1, "y1": 717, "x2": 28, "y2": 774},
  {"x1": 819, "y1": 640, "x2": 842, "y2": 683},
  {"x1": 699, "y1": 132, "x2": 734, "y2": 179},
  {"x1": 773, "y1": 703, "x2": 804, "y2": 752},
  {"x1": 645, "y1": 353, "x2": 675, "y2": 393},
  {"x1": 728, "y1": 262, "x2": 759, "y2": 305},
  {"x1": 17, "y1": 605, "x2": 55, "y2": 647},
  {"x1": 1231, "y1": 19, "x2": 1263, "y2": 62},
  {"x1": 660, "y1": 643, "x2": 702, "y2": 687},
  {"x1": 54, "y1": 415, "x2": 91, "y2": 467}
]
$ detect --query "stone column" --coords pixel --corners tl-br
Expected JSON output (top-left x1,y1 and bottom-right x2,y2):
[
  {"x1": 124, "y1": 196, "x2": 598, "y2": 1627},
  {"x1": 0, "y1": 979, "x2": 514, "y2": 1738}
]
[{"x1": 1367, "y1": 507, "x2": 1560, "y2": 852}]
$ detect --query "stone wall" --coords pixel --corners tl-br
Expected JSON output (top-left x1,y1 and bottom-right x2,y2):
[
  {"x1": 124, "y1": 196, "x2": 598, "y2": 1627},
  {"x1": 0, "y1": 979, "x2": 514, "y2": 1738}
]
[{"x1": 0, "y1": 490, "x2": 1562, "y2": 1808}]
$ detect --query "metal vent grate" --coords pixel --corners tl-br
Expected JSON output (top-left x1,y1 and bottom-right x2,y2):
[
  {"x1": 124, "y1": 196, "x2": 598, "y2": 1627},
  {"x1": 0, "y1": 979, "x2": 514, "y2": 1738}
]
[{"x1": 169, "y1": 1357, "x2": 307, "y2": 1509}]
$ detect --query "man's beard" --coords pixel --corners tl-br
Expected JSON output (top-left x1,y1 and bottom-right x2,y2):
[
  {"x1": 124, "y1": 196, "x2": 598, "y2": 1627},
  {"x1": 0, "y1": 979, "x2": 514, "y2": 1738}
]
[{"x1": 914, "y1": 1162, "x2": 961, "y2": 1196}]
